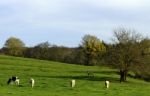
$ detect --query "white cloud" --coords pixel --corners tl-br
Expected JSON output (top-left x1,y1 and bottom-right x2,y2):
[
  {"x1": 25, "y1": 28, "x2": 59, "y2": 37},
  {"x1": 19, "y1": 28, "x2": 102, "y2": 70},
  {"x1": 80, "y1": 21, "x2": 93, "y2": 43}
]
[{"x1": 0, "y1": 0, "x2": 150, "y2": 47}]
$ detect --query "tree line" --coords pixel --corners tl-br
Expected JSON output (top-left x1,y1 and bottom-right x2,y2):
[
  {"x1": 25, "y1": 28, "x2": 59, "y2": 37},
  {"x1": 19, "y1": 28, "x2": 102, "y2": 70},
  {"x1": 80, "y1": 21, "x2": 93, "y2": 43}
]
[{"x1": 0, "y1": 28, "x2": 150, "y2": 82}]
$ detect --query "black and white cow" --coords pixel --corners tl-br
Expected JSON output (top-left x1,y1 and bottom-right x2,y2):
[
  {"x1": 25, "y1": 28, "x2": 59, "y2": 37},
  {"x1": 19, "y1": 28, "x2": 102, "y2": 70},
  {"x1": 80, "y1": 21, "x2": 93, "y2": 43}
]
[{"x1": 7, "y1": 76, "x2": 19, "y2": 85}]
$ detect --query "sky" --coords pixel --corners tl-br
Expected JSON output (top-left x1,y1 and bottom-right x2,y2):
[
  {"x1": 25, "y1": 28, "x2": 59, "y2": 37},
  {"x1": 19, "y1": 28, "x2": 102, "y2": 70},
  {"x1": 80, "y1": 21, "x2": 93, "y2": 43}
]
[{"x1": 0, "y1": 0, "x2": 150, "y2": 48}]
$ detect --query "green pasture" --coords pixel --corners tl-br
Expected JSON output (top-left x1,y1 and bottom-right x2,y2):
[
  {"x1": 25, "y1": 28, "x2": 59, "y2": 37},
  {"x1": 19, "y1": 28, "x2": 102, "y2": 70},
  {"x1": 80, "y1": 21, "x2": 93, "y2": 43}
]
[{"x1": 0, "y1": 55, "x2": 149, "y2": 96}]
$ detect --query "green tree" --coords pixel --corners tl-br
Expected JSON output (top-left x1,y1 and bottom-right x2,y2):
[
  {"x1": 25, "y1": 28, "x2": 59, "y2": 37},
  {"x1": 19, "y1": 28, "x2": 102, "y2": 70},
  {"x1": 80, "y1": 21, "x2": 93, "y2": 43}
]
[
  {"x1": 4, "y1": 37, "x2": 25, "y2": 56},
  {"x1": 80, "y1": 34, "x2": 106, "y2": 66},
  {"x1": 133, "y1": 38, "x2": 150, "y2": 80},
  {"x1": 29, "y1": 42, "x2": 50, "y2": 59},
  {"x1": 140, "y1": 38, "x2": 150, "y2": 55},
  {"x1": 36, "y1": 41, "x2": 50, "y2": 48},
  {"x1": 107, "y1": 28, "x2": 143, "y2": 82}
]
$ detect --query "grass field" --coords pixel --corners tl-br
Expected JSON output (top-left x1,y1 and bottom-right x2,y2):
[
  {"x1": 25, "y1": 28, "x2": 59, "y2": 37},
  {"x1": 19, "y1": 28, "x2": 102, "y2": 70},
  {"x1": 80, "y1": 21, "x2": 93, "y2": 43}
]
[{"x1": 0, "y1": 55, "x2": 149, "y2": 96}]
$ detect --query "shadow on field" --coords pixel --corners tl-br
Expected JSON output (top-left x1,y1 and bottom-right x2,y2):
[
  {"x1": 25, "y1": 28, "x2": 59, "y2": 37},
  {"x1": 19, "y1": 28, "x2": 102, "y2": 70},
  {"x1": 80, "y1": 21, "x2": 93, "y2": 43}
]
[
  {"x1": 48, "y1": 75, "x2": 119, "y2": 82},
  {"x1": 30, "y1": 70, "x2": 119, "y2": 82},
  {"x1": 71, "y1": 70, "x2": 118, "y2": 75}
]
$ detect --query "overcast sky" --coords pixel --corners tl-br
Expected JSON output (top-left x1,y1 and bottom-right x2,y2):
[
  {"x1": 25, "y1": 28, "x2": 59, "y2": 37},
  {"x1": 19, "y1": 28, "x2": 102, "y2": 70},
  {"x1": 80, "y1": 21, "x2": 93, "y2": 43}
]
[{"x1": 0, "y1": 0, "x2": 150, "y2": 47}]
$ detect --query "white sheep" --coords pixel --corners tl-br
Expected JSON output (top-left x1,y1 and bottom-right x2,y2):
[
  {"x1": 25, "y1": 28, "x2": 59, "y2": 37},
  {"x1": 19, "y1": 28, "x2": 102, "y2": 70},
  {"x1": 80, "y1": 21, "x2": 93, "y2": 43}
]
[
  {"x1": 29, "y1": 78, "x2": 35, "y2": 88},
  {"x1": 71, "y1": 79, "x2": 75, "y2": 88},
  {"x1": 105, "y1": 80, "x2": 110, "y2": 89}
]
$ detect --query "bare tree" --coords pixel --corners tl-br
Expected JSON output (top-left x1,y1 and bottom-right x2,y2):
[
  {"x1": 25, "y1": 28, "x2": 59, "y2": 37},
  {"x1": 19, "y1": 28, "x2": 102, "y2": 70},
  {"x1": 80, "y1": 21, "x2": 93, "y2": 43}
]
[{"x1": 108, "y1": 28, "x2": 143, "y2": 82}]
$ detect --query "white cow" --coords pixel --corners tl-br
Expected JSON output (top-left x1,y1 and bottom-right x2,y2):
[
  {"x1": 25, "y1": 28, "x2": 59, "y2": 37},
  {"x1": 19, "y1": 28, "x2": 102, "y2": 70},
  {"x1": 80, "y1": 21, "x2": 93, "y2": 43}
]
[
  {"x1": 105, "y1": 80, "x2": 110, "y2": 89},
  {"x1": 15, "y1": 79, "x2": 20, "y2": 85},
  {"x1": 71, "y1": 79, "x2": 75, "y2": 88},
  {"x1": 29, "y1": 78, "x2": 35, "y2": 88}
]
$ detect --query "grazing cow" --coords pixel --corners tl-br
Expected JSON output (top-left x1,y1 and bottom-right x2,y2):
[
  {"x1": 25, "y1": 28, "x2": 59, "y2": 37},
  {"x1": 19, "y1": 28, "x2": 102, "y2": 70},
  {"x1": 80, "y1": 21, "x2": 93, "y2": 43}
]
[
  {"x1": 105, "y1": 80, "x2": 110, "y2": 89},
  {"x1": 29, "y1": 78, "x2": 35, "y2": 88},
  {"x1": 7, "y1": 76, "x2": 19, "y2": 85},
  {"x1": 71, "y1": 79, "x2": 75, "y2": 88}
]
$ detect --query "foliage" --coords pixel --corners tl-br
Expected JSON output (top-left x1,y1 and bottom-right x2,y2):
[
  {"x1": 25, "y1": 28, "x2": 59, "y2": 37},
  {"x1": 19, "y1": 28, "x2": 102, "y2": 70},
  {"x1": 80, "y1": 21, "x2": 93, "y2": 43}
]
[
  {"x1": 80, "y1": 34, "x2": 106, "y2": 66},
  {"x1": 132, "y1": 38, "x2": 150, "y2": 80},
  {"x1": 23, "y1": 43, "x2": 80, "y2": 64},
  {"x1": 107, "y1": 28, "x2": 144, "y2": 82},
  {"x1": 3, "y1": 37, "x2": 25, "y2": 56}
]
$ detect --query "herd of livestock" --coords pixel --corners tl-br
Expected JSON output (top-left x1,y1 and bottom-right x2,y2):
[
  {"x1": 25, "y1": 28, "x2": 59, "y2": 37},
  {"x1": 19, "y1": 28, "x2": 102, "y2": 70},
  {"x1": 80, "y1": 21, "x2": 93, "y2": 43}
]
[
  {"x1": 7, "y1": 76, "x2": 35, "y2": 88},
  {"x1": 7, "y1": 75, "x2": 110, "y2": 89}
]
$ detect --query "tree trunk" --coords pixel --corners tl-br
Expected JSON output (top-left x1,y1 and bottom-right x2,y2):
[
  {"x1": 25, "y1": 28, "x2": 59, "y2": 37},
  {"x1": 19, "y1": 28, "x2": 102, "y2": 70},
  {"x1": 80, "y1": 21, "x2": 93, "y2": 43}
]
[
  {"x1": 85, "y1": 54, "x2": 90, "y2": 66},
  {"x1": 120, "y1": 69, "x2": 128, "y2": 82},
  {"x1": 85, "y1": 54, "x2": 92, "y2": 66}
]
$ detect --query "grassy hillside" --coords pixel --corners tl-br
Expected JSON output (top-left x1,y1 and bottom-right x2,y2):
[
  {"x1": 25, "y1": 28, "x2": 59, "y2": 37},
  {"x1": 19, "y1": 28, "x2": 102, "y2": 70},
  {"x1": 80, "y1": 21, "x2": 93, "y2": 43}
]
[{"x1": 0, "y1": 55, "x2": 149, "y2": 96}]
